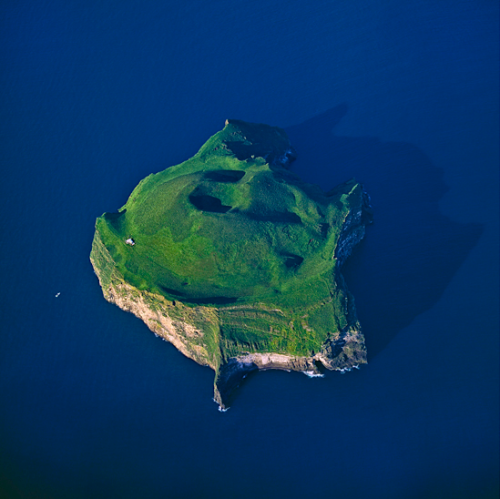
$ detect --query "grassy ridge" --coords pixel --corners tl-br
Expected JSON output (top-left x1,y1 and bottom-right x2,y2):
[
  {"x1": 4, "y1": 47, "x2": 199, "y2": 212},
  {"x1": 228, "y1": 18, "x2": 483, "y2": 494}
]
[{"x1": 92, "y1": 120, "x2": 365, "y2": 358}]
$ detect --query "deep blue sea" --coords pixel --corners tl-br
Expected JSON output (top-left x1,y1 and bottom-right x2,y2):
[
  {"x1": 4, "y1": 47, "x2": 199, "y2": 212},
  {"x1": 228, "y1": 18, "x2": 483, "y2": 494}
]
[{"x1": 1, "y1": 1, "x2": 498, "y2": 498}]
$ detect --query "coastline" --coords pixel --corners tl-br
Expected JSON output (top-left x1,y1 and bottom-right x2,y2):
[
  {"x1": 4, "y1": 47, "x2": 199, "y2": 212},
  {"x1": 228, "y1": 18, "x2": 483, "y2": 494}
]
[
  {"x1": 89, "y1": 121, "x2": 372, "y2": 410},
  {"x1": 90, "y1": 187, "x2": 370, "y2": 410}
]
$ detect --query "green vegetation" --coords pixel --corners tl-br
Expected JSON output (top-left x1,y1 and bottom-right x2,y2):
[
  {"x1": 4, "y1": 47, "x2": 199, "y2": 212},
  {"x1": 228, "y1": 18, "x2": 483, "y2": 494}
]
[{"x1": 91, "y1": 120, "x2": 368, "y2": 401}]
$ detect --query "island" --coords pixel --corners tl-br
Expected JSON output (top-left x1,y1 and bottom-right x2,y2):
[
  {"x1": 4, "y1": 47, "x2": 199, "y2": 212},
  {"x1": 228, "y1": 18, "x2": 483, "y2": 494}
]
[{"x1": 90, "y1": 119, "x2": 372, "y2": 410}]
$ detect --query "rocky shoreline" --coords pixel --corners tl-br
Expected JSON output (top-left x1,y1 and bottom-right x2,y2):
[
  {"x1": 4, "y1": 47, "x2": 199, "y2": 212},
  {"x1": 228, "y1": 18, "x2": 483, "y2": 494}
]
[
  {"x1": 213, "y1": 321, "x2": 367, "y2": 410},
  {"x1": 90, "y1": 120, "x2": 372, "y2": 410}
]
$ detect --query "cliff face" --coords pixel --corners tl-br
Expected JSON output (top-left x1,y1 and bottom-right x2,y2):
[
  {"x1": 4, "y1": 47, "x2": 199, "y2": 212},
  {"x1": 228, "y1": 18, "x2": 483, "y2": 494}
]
[
  {"x1": 90, "y1": 120, "x2": 371, "y2": 410},
  {"x1": 91, "y1": 229, "x2": 221, "y2": 371}
]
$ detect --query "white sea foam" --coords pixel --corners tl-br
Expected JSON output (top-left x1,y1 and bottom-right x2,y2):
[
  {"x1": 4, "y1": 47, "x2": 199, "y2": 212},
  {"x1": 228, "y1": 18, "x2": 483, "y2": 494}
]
[
  {"x1": 303, "y1": 371, "x2": 324, "y2": 378},
  {"x1": 337, "y1": 364, "x2": 361, "y2": 374},
  {"x1": 213, "y1": 398, "x2": 230, "y2": 412},
  {"x1": 337, "y1": 365, "x2": 360, "y2": 374}
]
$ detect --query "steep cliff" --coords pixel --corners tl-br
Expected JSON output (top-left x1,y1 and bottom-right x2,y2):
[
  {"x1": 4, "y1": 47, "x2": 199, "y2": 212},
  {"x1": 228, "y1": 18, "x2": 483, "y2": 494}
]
[{"x1": 90, "y1": 120, "x2": 371, "y2": 410}]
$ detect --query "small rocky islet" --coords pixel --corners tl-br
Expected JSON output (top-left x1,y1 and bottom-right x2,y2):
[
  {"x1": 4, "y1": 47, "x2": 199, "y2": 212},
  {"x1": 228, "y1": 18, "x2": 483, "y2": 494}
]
[{"x1": 90, "y1": 119, "x2": 372, "y2": 410}]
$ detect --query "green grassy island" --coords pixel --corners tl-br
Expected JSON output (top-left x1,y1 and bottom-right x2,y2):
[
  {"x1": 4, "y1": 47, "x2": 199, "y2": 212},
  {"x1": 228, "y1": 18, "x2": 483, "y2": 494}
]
[{"x1": 91, "y1": 120, "x2": 372, "y2": 410}]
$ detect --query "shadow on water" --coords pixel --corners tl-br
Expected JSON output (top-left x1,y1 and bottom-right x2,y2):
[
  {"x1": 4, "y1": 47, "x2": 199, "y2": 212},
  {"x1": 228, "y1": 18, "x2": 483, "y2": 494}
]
[{"x1": 285, "y1": 105, "x2": 483, "y2": 358}]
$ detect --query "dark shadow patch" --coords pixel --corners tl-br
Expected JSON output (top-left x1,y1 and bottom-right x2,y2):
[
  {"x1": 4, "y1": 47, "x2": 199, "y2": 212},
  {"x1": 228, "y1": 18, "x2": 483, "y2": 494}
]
[
  {"x1": 286, "y1": 105, "x2": 483, "y2": 359},
  {"x1": 215, "y1": 359, "x2": 260, "y2": 410},
  {"x1": 204, "y1": 170, "x2": 245, "y2": 183},
  {"x1": 158, "y1": 286, "x2": 187, "y2": 298},
  {"x1": 224, "y1": 140, "x2": 270, "y2": 162},
  {"x1": 103, "y1": 209, "x2": 126, "y2": 231},
  {"x1": 320, "y1": 223, "x2": 329, "y2": 237},
  {"x1": 103, "y1": 209, "x2": 126, "y2": 221},
  {"x1": 283, "y1": 253, "x2": 304, "y2": 269},
  {"x1": 314, "y1": 360, "x2": 327, "y2": 374},
  {"x1": 189, "y1": 194, "x2": 232, "y2": 213},
  {"x1": 224, "y1": 139, "x2": 295, "y2": 167},
  {"x1": 244, "y1": 210, "x2": 302, "y2": 224},
  {"x1": 159, "y1": 285, "x2": 238, "y2": 305},
  {"x1": 183, "y1": 296, "x2": 239, "y2": 305}
]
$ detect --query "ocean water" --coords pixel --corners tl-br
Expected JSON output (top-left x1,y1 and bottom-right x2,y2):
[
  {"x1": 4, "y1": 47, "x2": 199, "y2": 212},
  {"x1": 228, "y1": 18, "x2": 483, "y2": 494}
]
[{"x1": 0, "y1": 1, "x2": 498, "y2": 498}]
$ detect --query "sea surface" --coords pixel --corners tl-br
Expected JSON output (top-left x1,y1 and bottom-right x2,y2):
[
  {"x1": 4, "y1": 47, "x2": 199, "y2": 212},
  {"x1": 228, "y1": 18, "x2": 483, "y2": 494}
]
[{"x1": 0, "y1": 1, "x2": 498, "y2": 498}]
